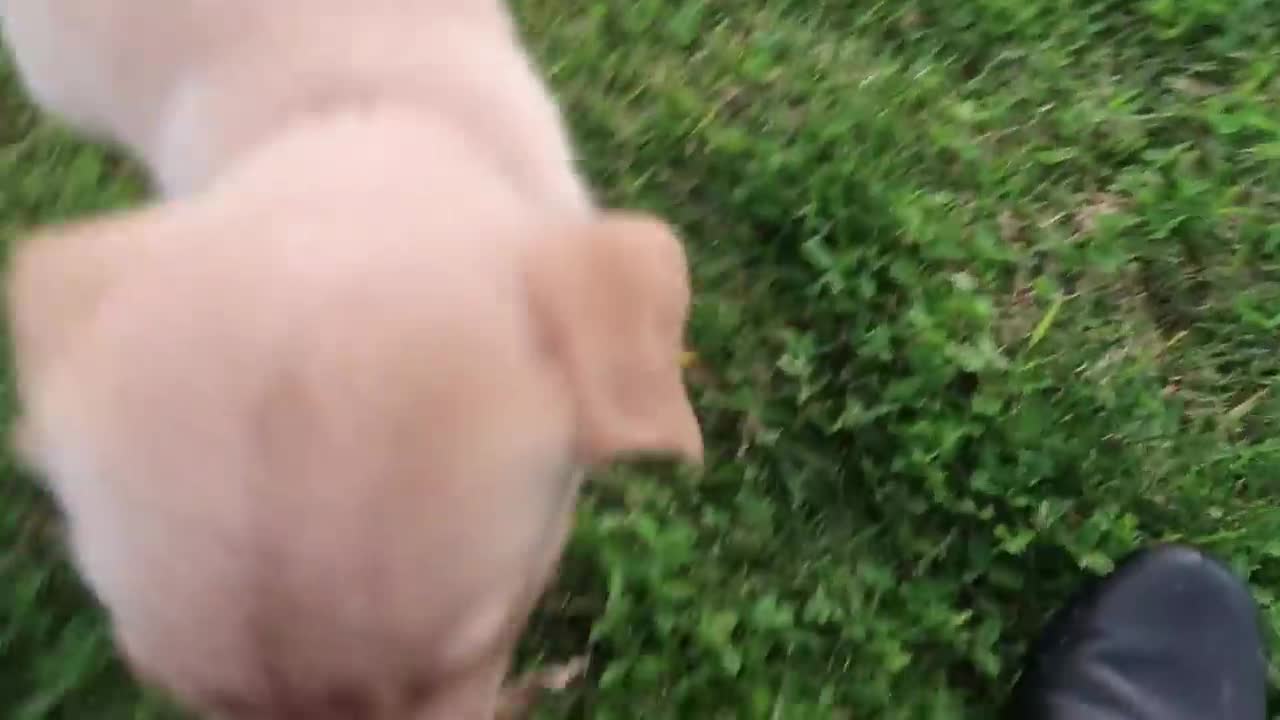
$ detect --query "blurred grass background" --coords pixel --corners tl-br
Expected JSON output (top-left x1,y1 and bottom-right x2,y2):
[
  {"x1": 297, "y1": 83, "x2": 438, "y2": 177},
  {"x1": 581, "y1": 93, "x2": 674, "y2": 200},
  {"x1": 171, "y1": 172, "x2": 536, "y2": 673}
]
[{"x1": 3, "y1": 1, "x2": 1280, "y2": 717}]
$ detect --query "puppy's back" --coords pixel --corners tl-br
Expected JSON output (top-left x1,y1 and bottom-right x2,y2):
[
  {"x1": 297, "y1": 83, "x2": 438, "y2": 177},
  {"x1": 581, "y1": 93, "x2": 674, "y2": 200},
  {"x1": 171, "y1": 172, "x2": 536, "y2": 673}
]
[{"x1": 2, "y1": 0, "x2": 591, "y2": 208}]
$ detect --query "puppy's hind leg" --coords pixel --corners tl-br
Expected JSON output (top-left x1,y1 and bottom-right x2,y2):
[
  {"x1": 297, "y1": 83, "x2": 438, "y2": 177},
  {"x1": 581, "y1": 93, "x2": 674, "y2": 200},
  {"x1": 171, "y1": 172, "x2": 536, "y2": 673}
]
[{"x1": 408, "y1": 650, "x2": 511, "y2": 720}]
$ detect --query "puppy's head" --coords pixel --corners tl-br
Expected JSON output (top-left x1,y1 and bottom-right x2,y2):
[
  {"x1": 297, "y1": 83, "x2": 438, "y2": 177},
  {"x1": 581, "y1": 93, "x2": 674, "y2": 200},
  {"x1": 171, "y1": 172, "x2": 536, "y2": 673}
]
[
  {"x1": 6, "y1": 204, "x2": 703, "y2": 467},
  {"x1": 5, "y1": 198, "x2": 702, "y2": 716}
]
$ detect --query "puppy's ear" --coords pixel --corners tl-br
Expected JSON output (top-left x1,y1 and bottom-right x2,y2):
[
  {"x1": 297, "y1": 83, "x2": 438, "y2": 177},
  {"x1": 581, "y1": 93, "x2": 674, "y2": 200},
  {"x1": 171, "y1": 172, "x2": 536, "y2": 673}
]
[
  {"x1": 6, "y1": 208, "x2": 163, "y2": 381},
  {"x1": 5, "y1": 206, "x2": 170, "y2": 457},
  {"x1": 525, "y1": 211, "x2": 703, "y2": 467}
]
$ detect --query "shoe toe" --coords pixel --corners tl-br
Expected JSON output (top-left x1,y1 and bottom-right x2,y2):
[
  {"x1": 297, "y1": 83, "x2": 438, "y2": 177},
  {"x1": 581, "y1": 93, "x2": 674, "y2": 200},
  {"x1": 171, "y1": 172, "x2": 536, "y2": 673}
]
[{"x1": 1007, "y1": 545, "x2": 1267, "y2": 720}]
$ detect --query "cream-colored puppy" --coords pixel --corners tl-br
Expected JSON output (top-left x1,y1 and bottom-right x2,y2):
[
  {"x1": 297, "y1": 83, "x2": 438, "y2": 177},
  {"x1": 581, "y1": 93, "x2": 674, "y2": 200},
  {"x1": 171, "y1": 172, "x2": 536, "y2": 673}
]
[{"x1": 1, "y1": 2, "x2": 702, "y2": 718}]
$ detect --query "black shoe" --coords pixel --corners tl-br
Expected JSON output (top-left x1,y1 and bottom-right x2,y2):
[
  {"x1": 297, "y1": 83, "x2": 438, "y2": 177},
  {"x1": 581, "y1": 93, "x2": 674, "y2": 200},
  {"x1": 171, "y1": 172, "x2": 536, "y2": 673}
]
[{"x1": 1005, "y1": 544, "x2": 1267, "y2": 720}]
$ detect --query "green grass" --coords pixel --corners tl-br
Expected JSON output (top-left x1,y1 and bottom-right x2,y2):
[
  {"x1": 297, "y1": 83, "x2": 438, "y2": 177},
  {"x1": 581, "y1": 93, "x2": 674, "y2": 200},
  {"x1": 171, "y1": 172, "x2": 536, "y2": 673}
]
[{"x1": 3, "y1": 1, "x2": 1280, "y2": 717}]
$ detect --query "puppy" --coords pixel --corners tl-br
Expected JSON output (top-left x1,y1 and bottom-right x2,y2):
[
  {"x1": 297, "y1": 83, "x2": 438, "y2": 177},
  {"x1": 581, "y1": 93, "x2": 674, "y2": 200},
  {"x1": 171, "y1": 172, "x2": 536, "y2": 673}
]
[{"x1": 1, "y1": 1, "x2": 702, "y2": 718}]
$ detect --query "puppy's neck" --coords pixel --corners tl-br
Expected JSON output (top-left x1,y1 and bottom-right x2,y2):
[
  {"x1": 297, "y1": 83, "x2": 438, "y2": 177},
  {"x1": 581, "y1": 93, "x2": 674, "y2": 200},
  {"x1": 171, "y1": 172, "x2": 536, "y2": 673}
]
[
  {"x1": 143, "y1": 6, "x2": 592, "y2": 215},
  {"x1": 151, "y1": 81, "x2": 498, "y2": 202},
  {"x1": 201, "y1": 104, "x2": 549, "y2": 225}
]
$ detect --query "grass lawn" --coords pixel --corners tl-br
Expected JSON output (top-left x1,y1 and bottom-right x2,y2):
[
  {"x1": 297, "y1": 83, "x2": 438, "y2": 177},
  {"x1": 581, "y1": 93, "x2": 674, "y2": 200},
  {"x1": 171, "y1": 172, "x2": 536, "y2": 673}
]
[{"x1": 4, "y1": 1, "x2": 1280, "y2": 717}]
